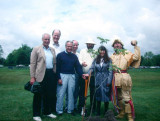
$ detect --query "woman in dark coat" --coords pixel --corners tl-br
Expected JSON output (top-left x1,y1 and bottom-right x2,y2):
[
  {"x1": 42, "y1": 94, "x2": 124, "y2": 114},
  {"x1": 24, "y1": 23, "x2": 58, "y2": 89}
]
[{"x1": 85, "y1": 46, "x2": 113, "y2": 115}]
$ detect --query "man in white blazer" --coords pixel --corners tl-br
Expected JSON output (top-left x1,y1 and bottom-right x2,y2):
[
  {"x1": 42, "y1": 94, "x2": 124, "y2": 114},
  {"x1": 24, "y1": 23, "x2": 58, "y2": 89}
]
[{"x1": 30, "y1": 33, "x2": 57, "y2": 121}]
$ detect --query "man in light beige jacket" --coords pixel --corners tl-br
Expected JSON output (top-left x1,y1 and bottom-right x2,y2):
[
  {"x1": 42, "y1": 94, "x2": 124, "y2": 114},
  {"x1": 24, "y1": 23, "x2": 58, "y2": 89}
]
[{"x1": 30, "y1": 33, "x2": 57, "y2": 121}]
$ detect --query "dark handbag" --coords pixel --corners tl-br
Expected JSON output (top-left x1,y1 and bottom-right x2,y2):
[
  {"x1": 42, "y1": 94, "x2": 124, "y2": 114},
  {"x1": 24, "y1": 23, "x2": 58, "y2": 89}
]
[
  {"x1": 24, "y1": 81, "x2": 32, "y2": 91},
  {"x1": 31, "y1": 81, "x2": 42, "y2": 94},
  {"x1": 24, "y1": 81, "x2": 42, "y2": 94}
]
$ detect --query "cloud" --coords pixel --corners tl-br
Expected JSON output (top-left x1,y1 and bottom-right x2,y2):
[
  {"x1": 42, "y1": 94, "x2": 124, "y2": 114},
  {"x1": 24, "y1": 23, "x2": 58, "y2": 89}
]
[{"x1": 0, "y1": 0, "x2": 160, "y2": 58}]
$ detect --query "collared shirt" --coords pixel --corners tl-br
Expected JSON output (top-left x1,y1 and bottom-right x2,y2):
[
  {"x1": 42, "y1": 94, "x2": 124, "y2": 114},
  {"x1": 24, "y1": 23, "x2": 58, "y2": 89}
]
[
  {"x1": 50, "y1": 43, "x2": 61, "y2": 56},
  {"x1": 100, "y1": 58, "x2": 104, "y2": 67},
  {"x1": 72, "y1": 52, "x2": 80, "y2": 58},
  {"x1": 43, "y1": 46, "x2": 53, "y2": 69}
]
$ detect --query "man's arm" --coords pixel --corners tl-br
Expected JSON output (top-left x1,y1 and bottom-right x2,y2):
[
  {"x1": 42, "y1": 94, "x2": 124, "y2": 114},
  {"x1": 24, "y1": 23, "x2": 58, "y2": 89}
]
[
  {"x1": 131, "y1": 40, "x2": 141, "y2": 68},
  {"x1": 79, "y1": 49, "x2": 87, "y2": 67},
  {"x1": 30, "y1": 47, "x2": 38, "y2": 84},
  {"x1": 56, "y1": 53, "x2": 62, "y2": 85}
]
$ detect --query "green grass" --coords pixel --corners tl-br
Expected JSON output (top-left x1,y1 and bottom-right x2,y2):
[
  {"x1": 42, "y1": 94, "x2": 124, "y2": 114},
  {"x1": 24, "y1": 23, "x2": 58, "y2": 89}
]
[{"x1": 0, "y1": 68, "x2": 160, "y2": 121}]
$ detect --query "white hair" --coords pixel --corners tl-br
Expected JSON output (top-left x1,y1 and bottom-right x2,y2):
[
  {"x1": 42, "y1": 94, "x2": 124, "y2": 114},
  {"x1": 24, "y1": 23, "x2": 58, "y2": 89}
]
[{"x1": 42, "y1": 33, "x2": 50, "y2": 39}]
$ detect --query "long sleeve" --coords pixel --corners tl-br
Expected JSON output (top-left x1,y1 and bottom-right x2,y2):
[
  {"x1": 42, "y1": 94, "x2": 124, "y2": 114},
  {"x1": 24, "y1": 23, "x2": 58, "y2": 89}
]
[
  {"x1": 131, "y1": 46, "x2": 141, "y2": 68},
  {"x1": 56, "y1": 54, "x2": 61, "y2": 79},
  {"x1": 87, "y1": 59, "x2": 96, "y2": 75},
  {"x1": 75, "y1": 56, "x2": 83, "y2": 77},
  {"x1": 79, "y1": 49, "x2": 84, "y2": 65},
  {"x1": 30, "y1": 47, "x2": 38, "y2": 78},
  {"x1": 107, "y1": 60, "x2": 113, "y2": 85}
]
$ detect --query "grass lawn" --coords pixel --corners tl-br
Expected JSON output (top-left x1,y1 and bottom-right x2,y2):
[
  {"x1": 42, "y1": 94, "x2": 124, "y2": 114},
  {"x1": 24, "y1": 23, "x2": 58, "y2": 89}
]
[{"x1": 0, "y1": 67, "x2": 160, "y2": 121}]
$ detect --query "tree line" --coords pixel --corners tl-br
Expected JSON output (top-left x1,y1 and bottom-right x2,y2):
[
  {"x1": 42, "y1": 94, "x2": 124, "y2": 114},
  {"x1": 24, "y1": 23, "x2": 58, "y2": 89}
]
[{"x1": 0, "y1": 44, "x2": 160, "y2": 66}]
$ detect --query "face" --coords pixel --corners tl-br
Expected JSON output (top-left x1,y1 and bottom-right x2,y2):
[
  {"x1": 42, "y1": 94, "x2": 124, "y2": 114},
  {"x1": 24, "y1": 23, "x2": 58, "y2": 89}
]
[
  {"x1": 113, "y1": 42, "x2": 122, "y2": 49},
  {"x1": 42, "y1": 34, "x2": 50, "y2": 48},
  {"x1": 66, "y1": 42, "x2": 73, "y2": 53},
  {"x1": 52, "y1": 30, "x2": 60, "y2": 44},
  {"x1": 72, "y1": 41, "x2": 79, "y2": 52},
  {"x1": 87, "y1": 43, "x2": 94, "y2": 49},
  {"x1": 99, "y1": 50, "x2": 105, "y2": 57}
]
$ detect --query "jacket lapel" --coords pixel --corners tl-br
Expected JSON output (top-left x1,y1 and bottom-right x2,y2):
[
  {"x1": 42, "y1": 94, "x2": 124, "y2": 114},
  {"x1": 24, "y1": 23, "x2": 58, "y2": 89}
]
[{"x1": 40, "y1": 45, "x2": 46, "y2": 61}]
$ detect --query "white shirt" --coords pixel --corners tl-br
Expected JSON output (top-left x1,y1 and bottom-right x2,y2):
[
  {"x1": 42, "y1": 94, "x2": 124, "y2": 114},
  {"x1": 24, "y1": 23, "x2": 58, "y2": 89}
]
[
  {"x1": 49, "y1": 43, "x2": 62, "y2": 56},
  {"x1": 100, "y1": 58, "x2": 104, "y2": 67},
  {"x1": 43, "y1": 46, "x2": 53, "y2": 69},
  {"x1": 79, "y1": 48, "x2": 95, "y2": 73}
]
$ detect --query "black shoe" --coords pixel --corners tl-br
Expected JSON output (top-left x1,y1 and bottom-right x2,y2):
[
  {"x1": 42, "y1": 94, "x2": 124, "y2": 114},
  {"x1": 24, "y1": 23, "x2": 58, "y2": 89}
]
[
  {"x1": 74, "y1": 108, "x2": 78, "y2": 114},
  {"x1": 71, "y1": 112, "x2": 76, "y2": 116},
  {"x1": 57, "y1": 113, "x2": 63, "y2": 116},
  {"x1": 67, "y1": 112, "x2": 76, "y2": 116}
]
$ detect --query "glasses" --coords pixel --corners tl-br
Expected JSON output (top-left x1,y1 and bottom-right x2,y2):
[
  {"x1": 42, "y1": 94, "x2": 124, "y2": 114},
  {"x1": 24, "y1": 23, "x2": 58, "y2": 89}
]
[{"x1": 44, "y1": 39, "x2": 50, "y2": 40}]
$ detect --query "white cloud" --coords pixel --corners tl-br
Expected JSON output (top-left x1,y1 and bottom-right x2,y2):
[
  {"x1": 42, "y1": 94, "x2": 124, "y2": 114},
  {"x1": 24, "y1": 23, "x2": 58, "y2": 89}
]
[{"x1": 0, "y1": 0, "x2": 160, "y2": 58}]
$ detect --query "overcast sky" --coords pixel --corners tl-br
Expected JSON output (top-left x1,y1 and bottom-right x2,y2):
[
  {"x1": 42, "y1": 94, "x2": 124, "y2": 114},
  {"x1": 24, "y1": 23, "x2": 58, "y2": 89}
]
[{"x1": 0, "y1": 0, "x2": 160, "y2": 58}]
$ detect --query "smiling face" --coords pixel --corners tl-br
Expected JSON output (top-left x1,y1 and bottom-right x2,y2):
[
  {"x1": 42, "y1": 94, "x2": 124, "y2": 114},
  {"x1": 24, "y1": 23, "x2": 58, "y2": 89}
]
[
  {"x1": 65, "y1": 41, "x2": 73, "y2": 53},
  {"x1": 52, "y1": 30, "x2": 60, "y2": 44},
  {"x1": 99, "y1": 50, "x2": 105, "y2": 57},
  {"x1": 72, "y1": 40, "x2": 79, "y2": 52},
  {"x1": 42, "y1": 34, "x2": 50, "y2": 48},
  {"x1": 113, "y1": 42, "x2": 122, "y2": 49},
  {"x1": 87, "y1": 43, "x2": 94, "y2": 49}
]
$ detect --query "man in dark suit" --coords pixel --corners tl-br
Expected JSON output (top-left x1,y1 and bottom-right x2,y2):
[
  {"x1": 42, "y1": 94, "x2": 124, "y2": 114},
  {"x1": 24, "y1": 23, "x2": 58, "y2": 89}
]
[{"x1": 30, "y1": 33, "x2": 57, "y2": 121}]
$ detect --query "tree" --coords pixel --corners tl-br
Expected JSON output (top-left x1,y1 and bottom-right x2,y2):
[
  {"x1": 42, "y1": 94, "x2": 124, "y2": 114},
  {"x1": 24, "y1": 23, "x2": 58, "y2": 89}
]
[
  {"x1": 5, "y1": 44, "x2": 32, "y2": 66},
  {"x1": 141, "y1": 52, "x2": 160, "y2": 66},
  {"x1": 142, "y1": 51, "x2": 154, "y2": 66},
  {"x1": 0, "y1": 45, "x2": 4, "y2": 58}
]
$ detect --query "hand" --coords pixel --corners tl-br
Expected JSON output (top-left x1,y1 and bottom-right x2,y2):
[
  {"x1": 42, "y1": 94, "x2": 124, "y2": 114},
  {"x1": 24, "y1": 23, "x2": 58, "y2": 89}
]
[
  {"x1": 30, "y1": 77, "x2": 36, "y2": 85},
  {"x1": 106, "y1": 83, "x2": 110, "y2": 87},
  {"x1": 58, "y1": 79, "x2": 62, "y2": 85},
  {"x1": 131, "y1": 40, "x2": 137, "y2": 46},
  {"x1": 82, "y1": 62, "x2": 87, "y2": 67},
  {"x1": 82, "y1": 74, "x2": 89, "y2": 79}
]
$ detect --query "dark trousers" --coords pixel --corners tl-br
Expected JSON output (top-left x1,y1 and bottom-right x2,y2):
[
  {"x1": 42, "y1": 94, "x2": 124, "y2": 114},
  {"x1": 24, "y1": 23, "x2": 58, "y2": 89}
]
[
  {"x1": 33, "y1": 69, "x2": 57, "y2": 116},
  {"x1": 78, "y1": 76, "x2": 96, "y2": 110}
]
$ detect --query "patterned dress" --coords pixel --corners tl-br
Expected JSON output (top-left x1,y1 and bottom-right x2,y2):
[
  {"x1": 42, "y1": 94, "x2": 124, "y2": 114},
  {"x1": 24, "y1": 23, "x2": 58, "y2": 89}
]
[{"x1": 88, "y1": 59, "x2": 113, "y2": 102}]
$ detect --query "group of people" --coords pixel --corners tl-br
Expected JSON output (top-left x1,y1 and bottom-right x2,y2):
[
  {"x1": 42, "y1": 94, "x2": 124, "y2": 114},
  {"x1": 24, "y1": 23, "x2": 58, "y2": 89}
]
[{"x1": 29, "y1": 29, "x2": 141, "y2": 121}]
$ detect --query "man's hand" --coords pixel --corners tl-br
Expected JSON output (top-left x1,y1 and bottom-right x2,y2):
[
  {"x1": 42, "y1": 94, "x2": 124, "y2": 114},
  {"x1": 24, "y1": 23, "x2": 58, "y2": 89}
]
[
  {"x1": 82, "y1": 62, "x2": 87, "y2": 67},
  {"x1": 58, "y1": 79, "x2": 62, "y2": 85},
  {"x1": 30, "y1": 77, "x2": 36, "y2": 85},
  {"x1": 82, "y1": 74, "x2": 89, "y2": 79},
  {"x1": 131, "y1": 40, "x2": 137, "y2": 46}
]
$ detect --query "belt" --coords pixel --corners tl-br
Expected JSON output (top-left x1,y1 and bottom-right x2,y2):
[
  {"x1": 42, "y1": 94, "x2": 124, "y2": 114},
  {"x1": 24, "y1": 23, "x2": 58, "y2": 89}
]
[
  {"x1": 114, "y1": 70, "x2": 127, "y2": 73},
  {"x1": 46, "y1": 68, "x2": 53, "y2": 71}
]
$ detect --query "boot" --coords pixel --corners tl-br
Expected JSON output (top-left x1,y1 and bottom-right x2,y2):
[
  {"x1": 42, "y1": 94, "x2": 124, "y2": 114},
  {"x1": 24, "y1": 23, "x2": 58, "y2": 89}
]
[
  {"x1": 115, "y1": 100, "x2": 125, "y2": 118},
  {"x1": 104, "y1": 102, "x2": 109, "y2": 113},
  {"x1": 96, "y1": 101, "x2": 101, "y2": 116},
  {"x1": 128, "y1": 113, "x2": 134, "y2": 121},
  {"x1": 125, "y1": 102, "x2": 134, "y2": 121}
]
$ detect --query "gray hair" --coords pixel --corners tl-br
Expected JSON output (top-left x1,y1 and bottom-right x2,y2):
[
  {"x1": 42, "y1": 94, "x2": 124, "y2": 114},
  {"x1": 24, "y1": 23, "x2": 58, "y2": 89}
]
[
  {"x1": 52, "y1": 29, "x2": 61, "y2": 36},
  {"x1": 65, "y1": 40, "x2": 73, "y2": 46},
  {"x1": 42, "y1": 33, "x2": 50, "y2": 39},
  {"x1": 72, "y1": 40, "x2": 79, "y2": 46}
]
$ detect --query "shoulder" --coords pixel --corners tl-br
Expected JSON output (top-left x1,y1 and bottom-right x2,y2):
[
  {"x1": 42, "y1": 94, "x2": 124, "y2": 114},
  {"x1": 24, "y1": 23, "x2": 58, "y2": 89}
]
[
  {"x1": 110, "y1": 53, "x2": 115, "y2": 59},
  {"x1": 32, "y1": 45, "x2": 42, "y2": 52},
  {"x1": 80, "y1": 48, "x2": 87, "y2": 53},
  {"x1": 57, "y1": 51, "x2": 65, "y2": 56},
  {"x1": 49, "y1": 46, "x2": 55, "y2": 51},
  {"x1": 125, "y1": 50, "x2": 133, "y2": 55}
]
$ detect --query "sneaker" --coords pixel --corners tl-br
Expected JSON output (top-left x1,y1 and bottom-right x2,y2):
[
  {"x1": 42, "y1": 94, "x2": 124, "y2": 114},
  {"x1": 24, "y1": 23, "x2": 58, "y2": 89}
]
[
  {"x1": 47, "y1": 114, "x2": 57, "y2": 118},
  {"x1": 33, "y1": 116, "x2": 42, "y2": 121}
]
